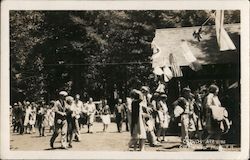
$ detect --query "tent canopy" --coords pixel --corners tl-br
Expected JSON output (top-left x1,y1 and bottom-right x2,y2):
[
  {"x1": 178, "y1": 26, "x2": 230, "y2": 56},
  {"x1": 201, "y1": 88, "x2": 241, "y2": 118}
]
[{"x1": 152, "y1": 23, "x2": 240, "y2": 68}]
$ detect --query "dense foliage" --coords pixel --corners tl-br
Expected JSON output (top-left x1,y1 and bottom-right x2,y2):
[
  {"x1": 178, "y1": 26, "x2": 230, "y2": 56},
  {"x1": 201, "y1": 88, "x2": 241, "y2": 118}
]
[{"x1": 10, "y1": 10, "x2": 240, "y2": 103}]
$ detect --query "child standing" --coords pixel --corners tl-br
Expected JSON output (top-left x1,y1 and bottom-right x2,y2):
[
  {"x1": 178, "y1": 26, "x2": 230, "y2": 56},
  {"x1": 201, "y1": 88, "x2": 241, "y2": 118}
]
[{"x1": 156, "y1": 103, "x2": 170, "y2": 142}]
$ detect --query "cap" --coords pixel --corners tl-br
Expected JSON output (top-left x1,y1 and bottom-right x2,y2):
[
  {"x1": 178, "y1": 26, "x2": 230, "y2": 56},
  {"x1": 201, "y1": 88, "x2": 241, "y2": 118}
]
[
  {"x1": 130, "y1": 89, "x2": 143, "y2": 100},
  {"x1": 141, "y1": 86, "x2": 149, "y2": 92},
  {"x1": 183, "y1": 87, "x2": 191, "y2": 92},
  {"x1": 59, "y1": 91, "x2": 68, "y2": 96},
  {"x1": 66, "y1": 96, "x2": 74, "y2": 102},
  {"x1": 160, "y1": 94, "x2": 168, "y2": 98}
]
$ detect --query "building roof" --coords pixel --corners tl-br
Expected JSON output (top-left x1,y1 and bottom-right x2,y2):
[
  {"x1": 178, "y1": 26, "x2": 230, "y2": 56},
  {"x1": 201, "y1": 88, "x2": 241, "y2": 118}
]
[{"x1": 152, "y1": 23, "x2": 240, "y2": 67}]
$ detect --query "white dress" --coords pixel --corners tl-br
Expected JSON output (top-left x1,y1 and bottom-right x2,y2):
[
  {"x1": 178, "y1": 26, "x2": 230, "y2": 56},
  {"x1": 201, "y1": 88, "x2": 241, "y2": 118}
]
[
  {"x1": 86, "y1": 103, "x2": 96, "y2": 124},
  {"x1": 157, "y1": 110, "x2": 170, "y2": 129},
  {"x1": 29, "y1": 107, "x2": 37, "y2": 125},
  {"x1": 47, "y1": 109, "x2": 55, "y2": 127},
  {"x1": 101, "y1": 105, "x2": 111, "y2": 125},
  {"x1": 132, "y1": 103, "x2": 147, "y2": 139},
  {"x1": 24, "y1": 106, "x2": 31, "y2": 126}
]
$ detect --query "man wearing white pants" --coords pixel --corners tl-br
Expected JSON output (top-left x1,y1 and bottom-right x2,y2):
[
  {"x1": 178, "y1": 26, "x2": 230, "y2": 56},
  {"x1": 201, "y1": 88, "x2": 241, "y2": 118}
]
[{"x1": 50, "y1": 91, "x2": 68, "y2": 149}]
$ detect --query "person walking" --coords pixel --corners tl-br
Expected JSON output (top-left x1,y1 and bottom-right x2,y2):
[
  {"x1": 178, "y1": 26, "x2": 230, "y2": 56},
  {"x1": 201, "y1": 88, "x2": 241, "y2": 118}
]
[
  {"x1": 37, "y1": 102, "x2": 47, "y2": 136},
  {"x1": 47, "y1": 101, "x2": 55, "y2": 133},
  {"x1": 140, "y1": 86, "x2": 158, "y2": 147},
  {"x1": 128, "y1": 89, "x2": 147, "y2": 151},
  {"x1": 114, "y1": 99, "x2": 125, "y2": 133},
  {"x1": 125, "y1": 97, "x2": 132, "y2": 131},
  {"x1": 65, "y1": 96, "x2": 76, "y2": 148},
  {"x1": 173, "y1": 87, "x2": 195, "y2": 147},
  {"x1": 23, "y1": 101, "x2": 31, "y2": 134},
  {"x1": 203, "y1": 84, "x2": 230, "y2": 151},
  {"x1": 101, "y1": 99, "x2": 111, "y2": 132},
  {"x1": 193, "y1": 92, "x2": 204, "y2": 140},
  {"x1": 29, "y1": 102, "x2": 37, "y2": 134},
  {"x1": 85, "y1": 97, "x2": 96, "y2": 133},
  {"x1": 73, "y1": 94, "x2": 83, "y2": 141},
  {"x1": 156, "y1": 102, "x2": 170, "y2": 142},
  {"x1": 50, "y1": 91, "x2": 68, "y2": 149},
  {"x1": 14, "y1": 102, "x2": 24, "y2": 134},
  {"x1": 12, "y1": 103, "x2": 19, "y2": 133}
]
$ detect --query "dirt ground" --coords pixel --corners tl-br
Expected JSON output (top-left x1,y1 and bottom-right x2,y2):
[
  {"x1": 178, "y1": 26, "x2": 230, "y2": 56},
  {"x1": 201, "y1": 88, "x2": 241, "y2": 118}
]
[{"x1": 10, "y1": 122, "x2": 240, "y2": 152}]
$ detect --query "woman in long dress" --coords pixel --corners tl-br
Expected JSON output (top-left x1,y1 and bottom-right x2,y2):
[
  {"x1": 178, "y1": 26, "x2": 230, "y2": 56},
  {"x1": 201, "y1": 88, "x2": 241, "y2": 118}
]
[
  {"x1": 203, "y1": 84, "x2": 230, "y2": 151},
  {"x1": 128, "y1": 89, "x2": 147, "y2": 151},
  {"x1": 23, "y1": 102, "x2": 31, "y2": 134},
  {"x1": 47, "y1": 102, "x2": 55, "y2": 133},
  {"x1": 65, "y1": 96, "x2": 76, "y2": 148},
  {"x1": 101, "y1": 100, "x2": 111, "y2": 132},
  {"x1": 29, "y1": 102, "x2": 37, "y2": 134}
]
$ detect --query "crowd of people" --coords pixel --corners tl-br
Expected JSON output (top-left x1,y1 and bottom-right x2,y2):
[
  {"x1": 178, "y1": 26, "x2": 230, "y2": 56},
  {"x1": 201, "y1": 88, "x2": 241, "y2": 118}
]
[
  {"x1": 127, "y1": 84, "x2": 231, "y2": 151},
  {"x1": 10, "y1": 83, "x2": 231, "y2": 151}
]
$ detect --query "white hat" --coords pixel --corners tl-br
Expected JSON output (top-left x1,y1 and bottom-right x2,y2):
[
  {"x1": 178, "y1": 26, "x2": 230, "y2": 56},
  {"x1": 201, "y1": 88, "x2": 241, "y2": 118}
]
[
  {"x1": 59, "y1": 91, "x2": 68, "y2": 96},
  {"x1": 141, "y1": 86, "x2": 150, "y2": 92},
  {"x1": 66, "y1": 96, "x2": 74, "y2": 102}
]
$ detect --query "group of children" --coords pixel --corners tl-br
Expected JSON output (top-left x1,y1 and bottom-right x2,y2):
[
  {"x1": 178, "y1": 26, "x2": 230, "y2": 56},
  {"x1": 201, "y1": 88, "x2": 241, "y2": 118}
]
[{"x1": 11, "y1": 101, "x2": 55, "y2": 136}]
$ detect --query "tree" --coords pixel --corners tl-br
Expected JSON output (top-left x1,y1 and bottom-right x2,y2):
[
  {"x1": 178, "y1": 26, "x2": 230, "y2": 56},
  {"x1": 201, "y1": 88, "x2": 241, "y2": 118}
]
[{"x1": 10, "y1": 10, "x2": 240, "y2": 103}]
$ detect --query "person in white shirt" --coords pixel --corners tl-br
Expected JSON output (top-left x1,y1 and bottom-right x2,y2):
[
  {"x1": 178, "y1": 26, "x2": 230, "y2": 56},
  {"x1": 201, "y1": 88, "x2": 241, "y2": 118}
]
[
  {"x1": 47, "y1": 101, "x2": 55, "y2": 133},
  {"x1": 101, "y1": 99, "x2": 111, "y2": 132},
  {"x1": 85, "y1": 98, "x2": 96, "y2": 133},
  {"x1": 73, "y1": 94, "x2": 83, "y2": 141},
  {"x1": 50, "y1": 91, "x2": 68, "y2": 149},
  {"x1": 23, "y1": 101, "x2": 31, "y2": 134},
  {"x1": 29, "y1": 102, "x2": 37, "y2": 134},
  {"x1": 65, "y1": 96, "x2": 76, "y2": 148},
  {"x1": 156, "y1": 96, "x2": 170, "y2": 142},
  {"x1": 203, "y1": 84, "x2": 230, "y2": 151}
]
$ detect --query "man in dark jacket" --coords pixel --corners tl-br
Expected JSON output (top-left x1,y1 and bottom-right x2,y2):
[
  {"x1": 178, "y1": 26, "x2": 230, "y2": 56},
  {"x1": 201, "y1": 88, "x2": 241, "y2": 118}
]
[
  {"x1": 50, "y1": 91, "x2": 68, "y2": 149},
  {"x1": 114, "y1": 99, "x2": 125, "y2": 133}
]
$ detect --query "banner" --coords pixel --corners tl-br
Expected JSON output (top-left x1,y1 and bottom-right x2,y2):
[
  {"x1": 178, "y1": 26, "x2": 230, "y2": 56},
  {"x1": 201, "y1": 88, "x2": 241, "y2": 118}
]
[
  {"x1": 163, "y1": 65, "x2": 173, "y2": 82},
  {"x1": 181, "y1": 40, "x2": 202, "y2": 71},
  {"x1": 169, "y1": 53, "x2": 183, "y2": 77},
  {"x1": 153, "y1": 67, "x2": 164, "y2": 75},
  {"x1": 215, "y1": 10, "x2": 236, "y2": 51}
]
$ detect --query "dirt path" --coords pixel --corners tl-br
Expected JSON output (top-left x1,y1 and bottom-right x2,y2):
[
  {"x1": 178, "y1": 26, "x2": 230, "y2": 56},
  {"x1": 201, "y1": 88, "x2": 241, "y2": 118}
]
[{"x1": 10, "y1": 122, "x2": 239, "y2": 152}]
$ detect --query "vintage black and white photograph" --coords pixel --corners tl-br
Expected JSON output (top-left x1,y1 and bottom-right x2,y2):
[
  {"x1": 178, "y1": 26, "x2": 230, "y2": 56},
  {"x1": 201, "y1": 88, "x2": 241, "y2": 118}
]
[{"x1": 1, "y1": 0, "x2": 249, "y2": 159}]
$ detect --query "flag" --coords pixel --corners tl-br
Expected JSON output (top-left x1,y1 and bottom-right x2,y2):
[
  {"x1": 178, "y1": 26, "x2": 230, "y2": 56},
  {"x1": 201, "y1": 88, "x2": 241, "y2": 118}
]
[
  {"x1": 163, "y1": 65, "x2": 173, "y2": 82},
  {"x1": 181, "y1": 40, "x2": 202, "y2": 71},
  {"x1": 169, "y1": 53, "x2": 183, "y2": 77},
  {"x1": 153, "y1": 67, "x2": 164, "y2": 75},
  {"x1": 215, "y1": 10, "x2": 236, "y2": 51}
]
